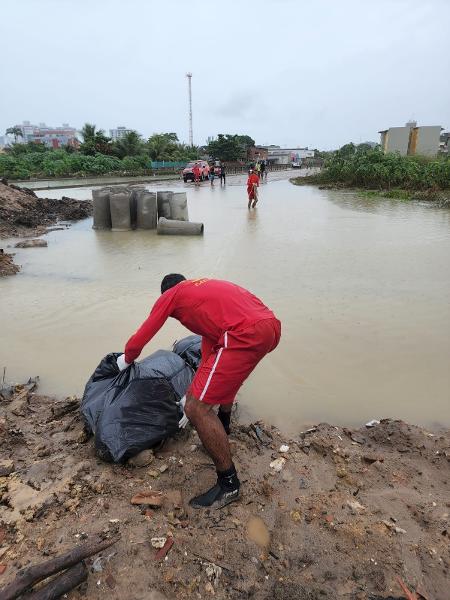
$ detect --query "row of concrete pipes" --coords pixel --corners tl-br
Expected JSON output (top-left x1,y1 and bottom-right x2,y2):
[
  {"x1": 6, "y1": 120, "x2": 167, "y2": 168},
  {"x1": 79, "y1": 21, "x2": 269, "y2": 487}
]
[{"x1": 92, "y1": 186, "x2": 204, "y2": 235}]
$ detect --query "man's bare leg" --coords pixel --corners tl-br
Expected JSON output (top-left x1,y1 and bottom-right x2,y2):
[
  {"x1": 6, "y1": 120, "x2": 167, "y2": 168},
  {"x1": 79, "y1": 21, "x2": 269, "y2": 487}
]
[
  {"x1": 185, "y1": 394, "x2": 231, "y2": 470},
  {"x1": 185, "y1": 394, "x2": 240, "y2": 508},
  {"x1": 218, "y1": 403, "x2": 232, "y2": 435}
]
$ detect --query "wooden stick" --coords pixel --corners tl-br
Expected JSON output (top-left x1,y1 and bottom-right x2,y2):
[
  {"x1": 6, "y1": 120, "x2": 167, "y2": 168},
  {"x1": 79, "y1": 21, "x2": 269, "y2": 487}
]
[
  {"x1": 0, "y1": 534, "x2": 120, "y2": 600},
  {"x1": 25, "y1": 562, "x2": 88, "y2": 600}
]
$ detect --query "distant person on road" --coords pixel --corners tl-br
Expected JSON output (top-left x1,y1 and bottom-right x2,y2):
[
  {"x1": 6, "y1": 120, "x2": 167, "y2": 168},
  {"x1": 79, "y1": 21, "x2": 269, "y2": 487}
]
[
  {"x1": 247, "y1": 169, "x2": 260, "y2": 208},
  {"x1": 193, "y1": 163, "x2": 201, "y2": 184},
  {"x1": 116, "y1": 275, "x2": 281, "y2": 509},
  {"x1": 209, "y1": 165, "x2": 215, "y2": 186},
  {"x1": 220, "y1": 164, "x2": 226, "y2": 185},
  {"x1": 260, "y1": 160, "x2": 266, "y2": 181}
]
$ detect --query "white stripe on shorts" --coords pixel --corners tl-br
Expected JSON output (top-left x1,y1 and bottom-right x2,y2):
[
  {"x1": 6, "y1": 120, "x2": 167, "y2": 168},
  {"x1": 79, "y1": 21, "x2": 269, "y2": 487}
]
[{"x1": 199, "y1": 331, "x2": 228, "y2": 402}]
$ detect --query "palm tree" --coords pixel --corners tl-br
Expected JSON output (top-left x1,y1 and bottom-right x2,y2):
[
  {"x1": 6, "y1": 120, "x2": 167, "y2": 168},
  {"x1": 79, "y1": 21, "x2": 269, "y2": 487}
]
[
  {"x1": 6, "y1": 126, "x2": 23, "y2": 143},
  {"x1": 114, "y1": 131, "x2": 144, "y2": 158},
  {"x1": 80, "y1": 123, "x2": 97, "y2": 142}
]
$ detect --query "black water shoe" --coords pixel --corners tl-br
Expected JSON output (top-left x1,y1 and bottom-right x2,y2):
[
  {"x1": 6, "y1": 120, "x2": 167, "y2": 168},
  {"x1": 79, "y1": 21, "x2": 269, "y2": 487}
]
[{"x1": 189, "y1": 465, "x2": 240, "y2": 509}]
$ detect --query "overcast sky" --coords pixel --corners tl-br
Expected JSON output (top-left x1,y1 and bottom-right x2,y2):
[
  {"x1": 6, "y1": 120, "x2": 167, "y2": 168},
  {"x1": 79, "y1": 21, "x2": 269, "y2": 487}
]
[{"x1": 1, "y1": 0, "x2": 449, "y2": 150}]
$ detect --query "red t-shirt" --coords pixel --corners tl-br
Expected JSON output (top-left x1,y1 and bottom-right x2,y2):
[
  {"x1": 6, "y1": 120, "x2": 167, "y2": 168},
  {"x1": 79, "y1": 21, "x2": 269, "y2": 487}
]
[
  {"x1": 247, "y1": 173, "x2": 260, "y2": 187},
  {"x1": 125, "y1": 278, "x2": 276, "y2": 363}
]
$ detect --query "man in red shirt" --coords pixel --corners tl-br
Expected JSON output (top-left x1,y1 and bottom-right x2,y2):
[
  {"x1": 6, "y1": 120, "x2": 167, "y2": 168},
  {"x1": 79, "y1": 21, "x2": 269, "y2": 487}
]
[
  {"x1": 247, "y1": 168, "x2": 260, "y2": 209},
  {"x1": 116, "y1": 275, "x2": 281, "y2": 509}
]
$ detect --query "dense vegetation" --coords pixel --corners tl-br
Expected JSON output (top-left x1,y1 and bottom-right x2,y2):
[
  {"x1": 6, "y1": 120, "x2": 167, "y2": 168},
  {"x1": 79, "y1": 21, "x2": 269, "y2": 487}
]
[
  {"x1": 205, "y1": 134, "x2": 255, "y2": 161},
  {"x1": 294, "y1": 143, "x2": 450, "y2": 191},
  {"x1": 0, "y1": 124, "x2": 260, "y2": 180},
  {"x1": 0, "y1": 125, "x2": 201, "y2": 180}
]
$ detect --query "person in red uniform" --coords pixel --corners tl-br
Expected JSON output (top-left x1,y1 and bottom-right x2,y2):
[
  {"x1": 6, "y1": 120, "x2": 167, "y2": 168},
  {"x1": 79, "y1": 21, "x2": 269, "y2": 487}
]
[
  {"x1": 247, "y1": 169, "x2": 260, "y2": 208},
  {"x1": 116, "y1": 275, "x2": 281, "y2": 508},
  {"x1": 192, "y1": 163, "x2": 201, "y2": 184}
]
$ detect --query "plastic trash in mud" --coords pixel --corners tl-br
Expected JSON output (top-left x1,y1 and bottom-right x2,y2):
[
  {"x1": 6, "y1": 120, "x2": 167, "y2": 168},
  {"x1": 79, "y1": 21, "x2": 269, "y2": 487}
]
[
  {"x1": 365, "y1": 419, "x2": 381, "y2": 428},
  {"x1": 81, "y1": 336, "x2": 201, "y2": 463}
]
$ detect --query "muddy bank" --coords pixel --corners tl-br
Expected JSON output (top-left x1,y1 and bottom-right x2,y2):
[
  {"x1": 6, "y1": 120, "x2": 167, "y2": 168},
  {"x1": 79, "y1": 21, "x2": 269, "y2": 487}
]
[
  {"x1": 0, "y1": 179, "x2": 92, "y2": 242},
  {"x1": 0, "y1": 250, "x2": 19, "y2": 277},
  {"x1": 0, "y1": 382, "x2": 448, "y2": 599}
]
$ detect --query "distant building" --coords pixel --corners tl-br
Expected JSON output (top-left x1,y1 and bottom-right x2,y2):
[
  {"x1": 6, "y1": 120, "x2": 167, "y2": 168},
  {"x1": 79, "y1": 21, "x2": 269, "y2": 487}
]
[
  {"x1": 109, "y1": 126, "x2": 133, "y2": 140},
  {"x1": 247, "y1": 146, "x2": 268, "y2": 162},
  {"x1": 439, "y1": 131, "x2": 450, "y2": 155},
  {"x1": 8, "y1": 121, "x2": 78, "y2": 148},
  {"x1": 266, "y1": 146, "x2": 315, "y2": 165},
  {"x1": 379, "y1": 122, "x2": 442, "y2": 157}
]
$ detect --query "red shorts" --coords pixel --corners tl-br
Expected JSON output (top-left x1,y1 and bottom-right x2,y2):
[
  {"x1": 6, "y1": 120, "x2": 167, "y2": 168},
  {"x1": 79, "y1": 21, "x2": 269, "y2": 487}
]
[
  {"x1": 247, "y1": 185, "x2": 257, "y2": 200},
  {"x1": 189, "y1": 318, "x2": 281, "y2": 405}
]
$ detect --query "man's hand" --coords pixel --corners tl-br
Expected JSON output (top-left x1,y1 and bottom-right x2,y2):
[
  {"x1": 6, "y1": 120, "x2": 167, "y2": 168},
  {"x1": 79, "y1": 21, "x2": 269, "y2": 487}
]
[{"x1": 116, "y1": 354, "x2": 131, "y2": 371}]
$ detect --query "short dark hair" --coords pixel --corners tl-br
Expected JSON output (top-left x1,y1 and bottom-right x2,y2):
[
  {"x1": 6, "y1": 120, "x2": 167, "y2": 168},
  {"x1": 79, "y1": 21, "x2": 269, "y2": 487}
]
[{"x1": 161, "y1": 273, "x2": 186, "y2": 294}]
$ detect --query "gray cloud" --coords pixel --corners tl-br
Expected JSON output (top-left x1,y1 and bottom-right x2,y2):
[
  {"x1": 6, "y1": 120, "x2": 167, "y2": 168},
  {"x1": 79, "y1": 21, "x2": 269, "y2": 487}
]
[{"x1": 0, "y1": 0, "x2": 449, "y2": 149}]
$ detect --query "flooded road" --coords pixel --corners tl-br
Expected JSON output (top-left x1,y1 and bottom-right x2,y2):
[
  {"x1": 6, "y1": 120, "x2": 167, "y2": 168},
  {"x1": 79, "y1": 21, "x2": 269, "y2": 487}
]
[{"x1": 1, "y1": 173, "x2": 450, "y2": 431}]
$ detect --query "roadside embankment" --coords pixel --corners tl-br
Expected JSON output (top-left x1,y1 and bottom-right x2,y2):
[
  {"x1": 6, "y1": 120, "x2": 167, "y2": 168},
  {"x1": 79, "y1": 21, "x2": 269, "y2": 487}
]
[
  {"x1": 0, "y1": 180, "x2": 92, "y2": 276},
  {"x1": 0, "y1": 379, "x2": 448, "y2": 599}
]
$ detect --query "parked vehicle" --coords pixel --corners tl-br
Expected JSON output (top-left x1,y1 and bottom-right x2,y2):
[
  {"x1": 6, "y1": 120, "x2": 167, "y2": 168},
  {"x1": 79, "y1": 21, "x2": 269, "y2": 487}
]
[
  {"x1": 291, "y1": 161, "x2": 301, "y2": 168},
  {"x1": 182, "y1": 160, "x2": 210, "y2": 182}
]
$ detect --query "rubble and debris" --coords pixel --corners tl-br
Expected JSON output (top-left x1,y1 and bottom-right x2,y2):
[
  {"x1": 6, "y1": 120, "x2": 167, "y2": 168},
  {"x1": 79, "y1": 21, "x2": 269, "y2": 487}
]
[
  {"x1": 14, "y1": 239, "x2": 48, "y2": 248},
  {"x1": 0, "y1": 381, "x2": 448, "y2": 599},
  {"x1": 269, "y1": 457, "x2": 286, "y2": 472},
  {"x1": 130, "y1": 491, "x2": 164, "y2": 507},
  {"x1": 128, "y1": 449, "x2": 154, "y2": 468}
]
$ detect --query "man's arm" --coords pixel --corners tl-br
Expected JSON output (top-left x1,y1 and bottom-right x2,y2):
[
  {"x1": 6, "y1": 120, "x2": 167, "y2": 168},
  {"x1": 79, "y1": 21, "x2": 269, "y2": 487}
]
[{"x1": 124, "y1": 289, "x2": 176, "y2": 363}]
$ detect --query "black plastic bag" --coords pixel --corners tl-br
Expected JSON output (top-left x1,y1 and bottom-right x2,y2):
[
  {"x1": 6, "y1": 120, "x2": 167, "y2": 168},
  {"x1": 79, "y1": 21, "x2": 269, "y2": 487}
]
[
  {"x1": 172, "y1": 335, "x2": 202, "y2": 370},
  {"x1": 81, "y1": 349, "x2": 193, "y2": 463}
]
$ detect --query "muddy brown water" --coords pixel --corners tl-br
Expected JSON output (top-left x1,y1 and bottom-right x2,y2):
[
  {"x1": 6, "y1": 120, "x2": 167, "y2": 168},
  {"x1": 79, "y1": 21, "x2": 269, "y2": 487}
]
[{"x1": 1, "y1": 172, "x2": 449, "y2": 431}]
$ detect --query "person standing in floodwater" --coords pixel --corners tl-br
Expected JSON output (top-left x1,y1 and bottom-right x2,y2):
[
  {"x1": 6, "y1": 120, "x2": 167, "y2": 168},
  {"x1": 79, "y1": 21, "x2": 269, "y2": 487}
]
[
  {"x1": 116, "y1": 275, "x2": 281, "y2": 509},
  {"x1": 209, "y1": 165, "x2": 215, "y2": 186},
  {"x1": 193, "y1": 163, "x2": 201, "y2": 184},
  {"x1": 247, "y1": 169, "x2": 260, "y2": 208},
  {"x1": 260, "y1": 160, "x2": 266, "y2": 181},
  {"x1": 220, "y1": 164, "x2": 226, "y2": 185}
]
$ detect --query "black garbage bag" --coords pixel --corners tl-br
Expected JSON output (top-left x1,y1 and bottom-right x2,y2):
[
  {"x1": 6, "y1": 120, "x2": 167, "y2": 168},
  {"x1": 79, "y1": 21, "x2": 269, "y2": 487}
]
[
  {"x1": 81, "y1": 349, "x2": 193, "y2": 463},
  {"x1": 172, "y1": 335, "x2": 202, "y2": 370}
]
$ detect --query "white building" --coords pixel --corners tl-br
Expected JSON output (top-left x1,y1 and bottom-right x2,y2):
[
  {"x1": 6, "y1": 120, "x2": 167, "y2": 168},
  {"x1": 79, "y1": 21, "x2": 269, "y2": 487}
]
[
  {"x1": 379, "y1": 122, "x2": 442, "y2": 157},
  {"x1": 267, "y1": 146, "x2": 315, "y2": 165},
  {"x1": 109, "y1": 126, "x2": 133, "y2": 140}
]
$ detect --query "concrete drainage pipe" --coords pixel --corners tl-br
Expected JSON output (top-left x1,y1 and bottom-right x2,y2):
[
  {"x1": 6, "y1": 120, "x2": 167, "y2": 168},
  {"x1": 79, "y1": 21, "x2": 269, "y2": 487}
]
[
  {"x1": 169, "y1": 192, "x2": 189, "y2": 221},
  {"x1": 110, "y1": 190, "x2": 132, "y2": 231},
  {"x1": 157, "y1": 191, "x2": 173, "y2": 219},
  {"x1": 92, "y1": 188, "x2": 112, "y2": 230},
  {"x1": 136, "y1": 191, "x2": 157, "y2": 229},
  {"x1": 157, "y1": 217, "x2": 204, "y2": 236}
]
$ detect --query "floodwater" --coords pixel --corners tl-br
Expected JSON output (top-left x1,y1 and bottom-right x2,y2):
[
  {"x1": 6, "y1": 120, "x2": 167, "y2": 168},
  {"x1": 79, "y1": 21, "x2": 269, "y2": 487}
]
[{"x1": 1, "y1": 172, "x2": 450, "y2": 431}]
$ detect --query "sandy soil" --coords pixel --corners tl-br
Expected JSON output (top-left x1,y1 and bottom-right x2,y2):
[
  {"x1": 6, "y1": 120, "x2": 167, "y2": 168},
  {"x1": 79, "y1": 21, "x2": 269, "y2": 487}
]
[
  {"x1": 0, "y1": 180, "x2": 92, "y2": 275},
  {"x1": 0, "y1": 381, "x2": 448, "y2": 600}
]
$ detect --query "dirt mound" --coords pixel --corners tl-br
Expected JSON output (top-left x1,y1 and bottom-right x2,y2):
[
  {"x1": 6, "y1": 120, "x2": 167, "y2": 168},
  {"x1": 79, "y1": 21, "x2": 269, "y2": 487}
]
[
  {"x1": 0, "y1": 380, "x2": 448, "y2": 599},
  {"x1": 0, "y1": 249, "x2": 19, "y2": 276},
  {"x1": 0, "y1": 180, "x2": 92, "y2": 239}
]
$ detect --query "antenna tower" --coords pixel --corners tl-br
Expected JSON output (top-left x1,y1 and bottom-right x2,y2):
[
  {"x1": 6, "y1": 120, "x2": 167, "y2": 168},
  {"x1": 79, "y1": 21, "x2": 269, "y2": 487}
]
[{"x1": 186, "y1": 72, "x2": 193, "y2": 146}]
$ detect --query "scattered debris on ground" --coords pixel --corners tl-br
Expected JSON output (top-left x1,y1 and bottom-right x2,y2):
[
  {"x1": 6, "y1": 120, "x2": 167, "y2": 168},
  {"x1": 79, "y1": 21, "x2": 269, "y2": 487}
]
[{"x1": 0, "y1": 380, "x2": 449, "y2": 599}]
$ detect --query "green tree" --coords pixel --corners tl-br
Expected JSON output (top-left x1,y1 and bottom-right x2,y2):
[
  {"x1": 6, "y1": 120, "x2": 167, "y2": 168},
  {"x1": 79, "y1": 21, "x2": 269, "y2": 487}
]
[
  {"x1": 206, "y1": 134, "x2": 254, "y2": 161},
  {"x1": 113, "y1": 130, "x2": 145, "y2": 159},
  {"x1": 6, "y1": 126, "x2": 23, "y2": 143},
  {"x1": 79, "y1": 123, "x2": 113, "y2": 156}
]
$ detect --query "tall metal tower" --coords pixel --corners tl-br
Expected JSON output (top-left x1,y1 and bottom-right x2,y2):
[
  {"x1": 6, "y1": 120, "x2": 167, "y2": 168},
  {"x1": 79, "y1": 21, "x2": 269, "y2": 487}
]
[{"x1": 186, "y1": 72, "x2": 193, "y2": 147}]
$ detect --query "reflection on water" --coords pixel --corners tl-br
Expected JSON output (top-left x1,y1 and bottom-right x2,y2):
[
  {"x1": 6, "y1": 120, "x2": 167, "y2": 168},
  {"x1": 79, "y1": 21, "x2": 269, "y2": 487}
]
[{"x1": 1, "y1": 176, "x2": 449, "y2": 432}]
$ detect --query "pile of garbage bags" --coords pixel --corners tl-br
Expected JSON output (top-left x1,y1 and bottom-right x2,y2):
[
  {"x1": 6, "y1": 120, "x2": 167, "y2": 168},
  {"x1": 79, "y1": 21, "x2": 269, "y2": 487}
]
[{"x1": 81, "y1": 335, "x2": 202, "y2": 463}]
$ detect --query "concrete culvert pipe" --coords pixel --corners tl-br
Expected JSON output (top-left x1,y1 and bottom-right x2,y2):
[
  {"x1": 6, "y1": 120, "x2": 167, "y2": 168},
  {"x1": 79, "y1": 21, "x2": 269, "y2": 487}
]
[
  {"x1": 136, "y1": 191, "x2": 157, "y2": 229},
  {"x1": 110, "y1": 190, "x2": 132, "y2": 231},
  {"x1": 157, "y1": 217, "x2": 204, "y2": 236},
  {"x1": 128, "y1": 185, "x2": 146, "y2": 229},
  {"x1": 157, "y1": 191, "x2": 173, "y2": 220},
  {"x1": 169, "y1": 192, "x2": 189, "y2": 221},
  {"x1": 92, "y1": 188, "x2": 112, "y2": 230}
]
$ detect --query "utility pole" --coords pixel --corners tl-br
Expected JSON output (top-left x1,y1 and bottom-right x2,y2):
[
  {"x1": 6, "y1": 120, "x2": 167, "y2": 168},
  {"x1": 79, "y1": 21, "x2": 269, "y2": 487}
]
[{"x1": 186, "y1": 72, "x2": 193, "y2": 147}]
